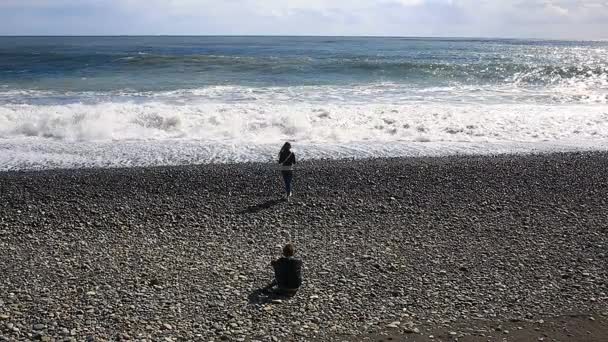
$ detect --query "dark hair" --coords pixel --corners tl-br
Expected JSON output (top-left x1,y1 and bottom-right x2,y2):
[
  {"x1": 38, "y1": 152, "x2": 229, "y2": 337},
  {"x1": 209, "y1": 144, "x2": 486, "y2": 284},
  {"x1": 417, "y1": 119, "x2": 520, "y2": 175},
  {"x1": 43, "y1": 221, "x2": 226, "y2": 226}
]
[
  {"x1": 280, "y1": 142, "x2": 291, "y2": 153},
  {"x1": 283, "y1": 243, "x2": 295, "y2": 257}
]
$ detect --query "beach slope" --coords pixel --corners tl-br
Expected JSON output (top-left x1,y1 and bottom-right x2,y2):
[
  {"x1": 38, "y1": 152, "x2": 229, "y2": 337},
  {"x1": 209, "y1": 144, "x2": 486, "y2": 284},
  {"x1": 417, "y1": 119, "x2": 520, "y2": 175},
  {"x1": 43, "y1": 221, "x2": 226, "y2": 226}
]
[{"x1": 0, "y1": 152, "x2": 607, "y2": 341}]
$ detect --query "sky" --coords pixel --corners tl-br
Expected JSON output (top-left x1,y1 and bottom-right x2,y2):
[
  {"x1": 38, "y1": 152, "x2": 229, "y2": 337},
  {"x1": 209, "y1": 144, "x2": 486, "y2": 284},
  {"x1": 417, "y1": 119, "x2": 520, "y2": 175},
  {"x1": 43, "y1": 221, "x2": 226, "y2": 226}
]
[{"x1": 0, "y1": 0, "x2": 607, "y2": 39}]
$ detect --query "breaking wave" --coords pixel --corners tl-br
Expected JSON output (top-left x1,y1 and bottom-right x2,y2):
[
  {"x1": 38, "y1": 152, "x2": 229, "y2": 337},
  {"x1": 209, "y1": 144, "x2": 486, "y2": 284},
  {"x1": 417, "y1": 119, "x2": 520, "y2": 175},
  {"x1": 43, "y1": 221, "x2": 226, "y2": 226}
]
[{"x1": 1, "y1": 100, "x2": 607, "y2": 143}]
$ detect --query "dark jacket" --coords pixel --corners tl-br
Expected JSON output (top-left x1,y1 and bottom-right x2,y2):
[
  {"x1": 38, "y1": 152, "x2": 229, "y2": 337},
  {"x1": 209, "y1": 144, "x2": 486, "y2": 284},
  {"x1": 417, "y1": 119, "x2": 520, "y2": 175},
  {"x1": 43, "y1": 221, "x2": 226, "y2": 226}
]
[
  {"x1": 272, "y1": 257, "x2": 303, "y2": 289},
  {"x1": 278, "y1": 150, "x2": 296, "y2": 167}
]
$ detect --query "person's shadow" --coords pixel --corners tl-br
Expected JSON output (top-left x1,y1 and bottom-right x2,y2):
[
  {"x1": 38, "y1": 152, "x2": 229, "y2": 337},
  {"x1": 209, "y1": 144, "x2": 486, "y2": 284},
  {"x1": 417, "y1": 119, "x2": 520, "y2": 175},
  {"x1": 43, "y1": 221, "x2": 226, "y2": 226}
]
[
  {"x1": 247, "y1": 287, "x2": 295, "y2": 305},
  {"x1": 239, "y1": 199, "x2": 283, "y2": 214}
]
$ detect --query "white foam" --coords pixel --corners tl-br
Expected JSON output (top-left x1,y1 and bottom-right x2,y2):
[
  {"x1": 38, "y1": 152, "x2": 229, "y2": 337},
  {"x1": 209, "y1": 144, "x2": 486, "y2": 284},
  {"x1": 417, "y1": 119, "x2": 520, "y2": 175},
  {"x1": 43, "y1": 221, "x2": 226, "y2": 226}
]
[
  {"x1": 149, "y1": 83, "x2": 608, "y2": 105},
  {"x1": 0, "y1": 100, "x2": 607, "y2": 170},
  {"x1": 1, "y1": 139, "x2": 606, "y2": 171},
  {"x1": 1, "y1": 102, "x2": 607, "y2": 143},
  {"x1": 2, "y1": 82, "x2": 607, "y2": 105}
]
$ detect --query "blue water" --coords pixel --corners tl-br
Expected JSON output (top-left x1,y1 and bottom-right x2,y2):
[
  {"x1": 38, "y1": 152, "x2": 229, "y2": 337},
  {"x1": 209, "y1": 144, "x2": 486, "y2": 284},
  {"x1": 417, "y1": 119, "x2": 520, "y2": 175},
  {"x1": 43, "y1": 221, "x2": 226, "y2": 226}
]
[
  {"x1": 2, "y1": 36, "x2": 607, "y2": 92},
  {"x1": 1, "y1": 37, "x2": 607, "y2": 170}
]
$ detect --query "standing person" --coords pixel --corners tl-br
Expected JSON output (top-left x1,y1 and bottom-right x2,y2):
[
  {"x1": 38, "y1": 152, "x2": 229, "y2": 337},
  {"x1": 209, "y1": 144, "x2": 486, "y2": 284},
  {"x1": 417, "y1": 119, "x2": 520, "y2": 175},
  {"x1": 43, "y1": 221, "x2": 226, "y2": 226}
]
[{"x1": 278, "y1": 142, "x2": 296, "y2": 200}]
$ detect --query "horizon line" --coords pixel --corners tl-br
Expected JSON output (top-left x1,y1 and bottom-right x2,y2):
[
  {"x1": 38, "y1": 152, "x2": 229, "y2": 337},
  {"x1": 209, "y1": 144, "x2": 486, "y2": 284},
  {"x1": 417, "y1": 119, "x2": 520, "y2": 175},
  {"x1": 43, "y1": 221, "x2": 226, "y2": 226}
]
[{"x1": 0, "y1": 34, "x2": 605, "y2": 42}]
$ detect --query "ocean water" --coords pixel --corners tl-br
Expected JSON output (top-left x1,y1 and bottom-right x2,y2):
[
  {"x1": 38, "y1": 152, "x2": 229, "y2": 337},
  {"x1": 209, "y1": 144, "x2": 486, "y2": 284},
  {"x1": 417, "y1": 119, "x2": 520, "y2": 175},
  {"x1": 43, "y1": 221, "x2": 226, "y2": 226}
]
[{"x1": 1, "y1": 36, "x2": 607, "y2": 170}]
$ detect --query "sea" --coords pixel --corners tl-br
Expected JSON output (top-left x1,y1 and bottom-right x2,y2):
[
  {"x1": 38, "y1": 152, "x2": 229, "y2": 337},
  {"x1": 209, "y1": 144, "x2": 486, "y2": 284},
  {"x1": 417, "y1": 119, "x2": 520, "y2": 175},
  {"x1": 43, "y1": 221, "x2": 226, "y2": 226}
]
[{"x1": 1, "y1": 36, "x2": 607, "y2": 170}]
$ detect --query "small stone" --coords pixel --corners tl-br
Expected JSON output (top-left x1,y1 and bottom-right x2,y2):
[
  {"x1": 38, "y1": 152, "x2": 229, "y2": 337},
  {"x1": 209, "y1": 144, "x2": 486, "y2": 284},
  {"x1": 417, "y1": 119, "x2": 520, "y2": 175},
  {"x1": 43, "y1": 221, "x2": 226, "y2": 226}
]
[
  {"x1": 386, "y1": 321, "x2": 400, "y2": 328},
  {"x1": 33, "y1": 323, "x2": 46, "y2": 330},
  {"x1": 162, "y1": 323, "x2": 173, "y2": 330},
  {"x1": 404, "y1": 327, "x2": 420, "y2": 334},
  {"x1": 86, "y1": 291, "x2": 96, "y2": 296},
  {"x1": 271, "y1": 299, "x2": 283, "y2": 304},
  {"x1": 449, "y1": 331, "x2": 457, "y2": 336},
  {"x1": 589, "y1": 317, "x2": 595, "y2": 321},
  {"x1": 0, "y1": 315, "x2": 8, "y2": 320}
]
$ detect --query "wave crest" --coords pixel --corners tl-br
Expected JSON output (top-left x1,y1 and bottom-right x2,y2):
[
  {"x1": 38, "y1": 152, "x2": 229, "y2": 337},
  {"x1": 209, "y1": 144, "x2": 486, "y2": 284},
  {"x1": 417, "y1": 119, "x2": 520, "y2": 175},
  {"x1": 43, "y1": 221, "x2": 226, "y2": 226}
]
[{"x1": 2, "y1": 102, "x2": 607, "y2": 143}]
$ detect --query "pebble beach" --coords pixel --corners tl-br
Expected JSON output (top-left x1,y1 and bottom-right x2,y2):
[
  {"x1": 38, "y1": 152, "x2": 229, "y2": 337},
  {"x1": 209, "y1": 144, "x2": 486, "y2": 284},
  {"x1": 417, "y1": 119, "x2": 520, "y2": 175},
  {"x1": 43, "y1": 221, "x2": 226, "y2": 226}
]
[{"x1": 1, "y1": 152, "x2": 607, "y2": 341}]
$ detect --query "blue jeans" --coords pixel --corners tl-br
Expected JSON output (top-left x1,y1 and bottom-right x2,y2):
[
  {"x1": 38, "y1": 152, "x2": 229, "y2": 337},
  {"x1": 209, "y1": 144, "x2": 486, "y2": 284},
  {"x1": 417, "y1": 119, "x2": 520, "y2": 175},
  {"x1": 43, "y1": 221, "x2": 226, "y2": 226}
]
[{"x1": 282, "y1": 172, "x2": 293, "y2": 195}]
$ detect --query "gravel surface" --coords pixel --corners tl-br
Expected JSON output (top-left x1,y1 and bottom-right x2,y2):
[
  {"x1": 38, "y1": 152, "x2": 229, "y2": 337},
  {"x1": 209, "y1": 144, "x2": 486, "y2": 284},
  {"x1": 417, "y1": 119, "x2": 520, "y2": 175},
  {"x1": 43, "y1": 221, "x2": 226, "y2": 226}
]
[{"x1": 0, "y1": 152, "x2": 607, "y2": 341}]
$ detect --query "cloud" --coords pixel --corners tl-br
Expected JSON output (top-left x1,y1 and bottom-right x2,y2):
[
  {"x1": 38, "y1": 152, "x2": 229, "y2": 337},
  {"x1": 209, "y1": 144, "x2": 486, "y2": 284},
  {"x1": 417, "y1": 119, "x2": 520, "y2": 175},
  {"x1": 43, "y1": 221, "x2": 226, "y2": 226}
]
[{"x1": 0, "y1": 0, "x2": 606, "y2": 39}]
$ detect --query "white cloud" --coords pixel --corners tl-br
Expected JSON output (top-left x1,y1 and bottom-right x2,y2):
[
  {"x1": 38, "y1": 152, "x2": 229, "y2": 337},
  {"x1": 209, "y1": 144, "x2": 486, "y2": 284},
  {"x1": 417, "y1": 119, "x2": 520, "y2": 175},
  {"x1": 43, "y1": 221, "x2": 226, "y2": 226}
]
[{"x1": 0, "y1": 0, "x2": 607, "y2": 39}]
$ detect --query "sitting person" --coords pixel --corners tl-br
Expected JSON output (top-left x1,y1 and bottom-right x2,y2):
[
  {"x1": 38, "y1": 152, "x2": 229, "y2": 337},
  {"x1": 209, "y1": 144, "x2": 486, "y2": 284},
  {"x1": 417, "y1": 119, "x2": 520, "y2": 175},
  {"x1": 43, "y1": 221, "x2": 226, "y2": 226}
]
[{"x1": 264, "y1": 243, "x2": 303, "y2": 296}]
